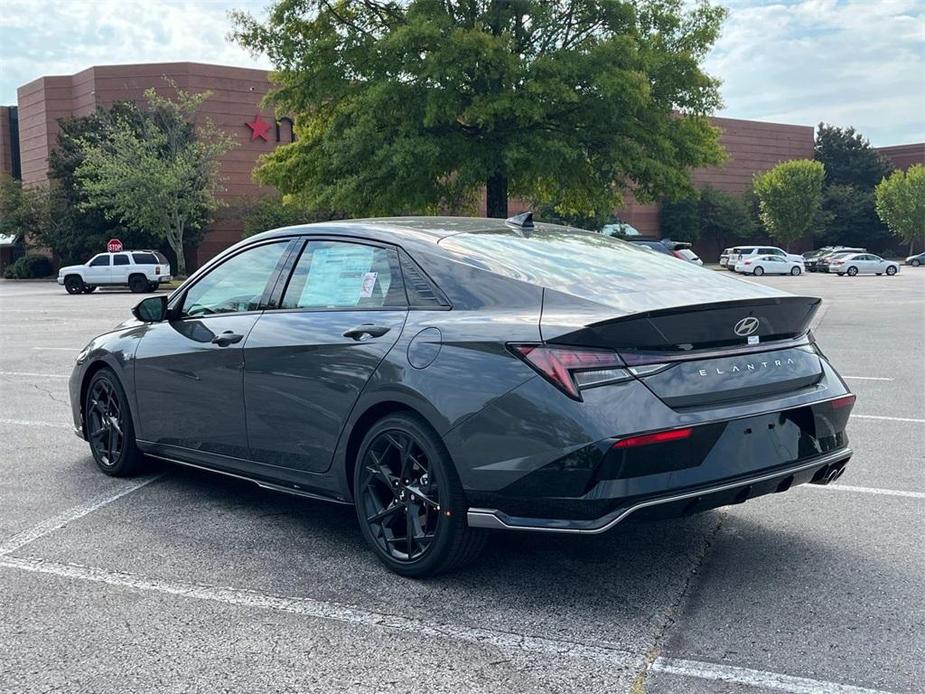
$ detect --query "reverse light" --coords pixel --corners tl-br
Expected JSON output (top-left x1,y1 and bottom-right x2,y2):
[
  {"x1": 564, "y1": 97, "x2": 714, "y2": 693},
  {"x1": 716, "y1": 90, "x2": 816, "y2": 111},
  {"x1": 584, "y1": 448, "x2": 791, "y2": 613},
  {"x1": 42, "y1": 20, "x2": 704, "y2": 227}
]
[
  {"x1": 510, "y1": 344, "x2": 629, "y2": 399},
  {"x1": 613, "y1": 427, "x2": 694, "y2": 449}
]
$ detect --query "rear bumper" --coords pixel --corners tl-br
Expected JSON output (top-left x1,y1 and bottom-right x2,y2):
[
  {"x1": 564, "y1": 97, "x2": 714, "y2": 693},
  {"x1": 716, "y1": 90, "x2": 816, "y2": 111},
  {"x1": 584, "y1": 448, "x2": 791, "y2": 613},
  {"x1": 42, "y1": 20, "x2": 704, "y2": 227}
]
[{"x1": 468, "y1": 447, "x2": 852, "y2": 534}]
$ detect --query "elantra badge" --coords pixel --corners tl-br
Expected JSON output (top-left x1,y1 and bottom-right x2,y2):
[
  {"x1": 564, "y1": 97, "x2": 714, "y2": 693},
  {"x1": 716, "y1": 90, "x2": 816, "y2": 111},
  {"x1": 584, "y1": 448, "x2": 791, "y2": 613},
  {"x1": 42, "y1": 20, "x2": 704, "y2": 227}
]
[{"x1": 733, "y1": 316, "x2": 760, "y2": 337}]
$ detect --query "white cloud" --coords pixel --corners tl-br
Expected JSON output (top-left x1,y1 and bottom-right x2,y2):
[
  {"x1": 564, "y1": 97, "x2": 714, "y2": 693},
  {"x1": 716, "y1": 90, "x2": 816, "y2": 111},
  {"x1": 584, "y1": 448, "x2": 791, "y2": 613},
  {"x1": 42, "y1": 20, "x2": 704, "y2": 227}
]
[
  {"x1": 706, "y1": 0, "x2": 925, "y2": 145},
  {"x1": 2, "y1": 0, "x2": 923, "y2": 146}
]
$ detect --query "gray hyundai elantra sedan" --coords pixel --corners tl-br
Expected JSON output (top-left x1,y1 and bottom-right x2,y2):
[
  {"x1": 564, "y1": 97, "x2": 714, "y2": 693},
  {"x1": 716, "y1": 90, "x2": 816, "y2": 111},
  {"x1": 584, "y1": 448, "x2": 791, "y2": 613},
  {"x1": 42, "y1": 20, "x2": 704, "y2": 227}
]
[{"x1": 69, "y1": 215, "x2": 855, "y2": 576}]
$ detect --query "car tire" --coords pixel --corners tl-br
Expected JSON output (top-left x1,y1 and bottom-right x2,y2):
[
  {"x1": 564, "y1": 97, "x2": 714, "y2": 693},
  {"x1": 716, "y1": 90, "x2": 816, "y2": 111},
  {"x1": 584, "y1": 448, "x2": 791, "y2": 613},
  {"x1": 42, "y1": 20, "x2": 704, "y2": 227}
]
[
  {"x1": 81, "y1": 285, "x2": 97, "y2": 294},
  {"x1": 146, "y1": 281, "x2": 158, "y2": 292},
  {"x1": 129, "y1": 274, "x2": 148, "y2": 293},
  {"x1": 64, "y1": 276, "x2": 85, "y2": 294},
  {"x1": 354, "y1": 412, "x2": 486, "y2": 577},
  {"x1": 752, "y1": 266, "x2": 764, "y2": 276},
  {"x1": 847, "y1": 266, "x2": 858, "y2": 276},
  {"x1": 911, "y1": 259, "x2": 921, "y2": 267},
  {"x1": 886, "y1": 265, "x2": 897, "y2": 276},
  {"x1": 790, "y1": 266, "x2": 802, "y2": 276},
  {"x1": 84, "y1": 368, "x2": 147, "y2": 477}
]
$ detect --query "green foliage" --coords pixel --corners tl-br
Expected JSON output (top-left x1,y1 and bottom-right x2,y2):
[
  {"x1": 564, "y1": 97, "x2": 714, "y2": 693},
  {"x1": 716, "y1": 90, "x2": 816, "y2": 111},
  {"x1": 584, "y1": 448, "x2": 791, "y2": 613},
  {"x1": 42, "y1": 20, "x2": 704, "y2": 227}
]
[
  {"x1": 0, "y1": 174, "x2": 45, "y2": 241},
  {"x1": 232, "y1": 0, "x2": 727, "y2": 220},
  {"x1": 74, "y1": 83, "x2": 236, "y2": 275},
  {"x1": 875, "y1": 164, "x2": 925, "y2": 254},
  {"x1": 3, "y1": 254, "x2": 53, "y2": 279},
  {"x1": 238, "y1": 195, "x2": 346, "y2": 238},
  {"x1": 819, "y1": 184, "x2": 892, "y2": 253},
  {"x1": 815, "y1": 123, "x2": 893, "y2": 189},
  {"x1": 753, "y1": 160, "x2": 825, "y2": 250},
  {"x1": 660, "y1": 186, "x2": 755, "y2": 246}
]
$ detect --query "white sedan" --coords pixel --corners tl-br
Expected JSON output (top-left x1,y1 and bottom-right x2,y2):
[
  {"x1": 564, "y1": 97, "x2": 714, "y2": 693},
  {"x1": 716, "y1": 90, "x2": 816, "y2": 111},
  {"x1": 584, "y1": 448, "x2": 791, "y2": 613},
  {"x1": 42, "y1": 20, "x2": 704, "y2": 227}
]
[
  {"x1": 829, "y1": 253, "x2": 900, "y2": 276},
  {"x1": 734, "y1": 254, "x2": 804, "y2": 276}
]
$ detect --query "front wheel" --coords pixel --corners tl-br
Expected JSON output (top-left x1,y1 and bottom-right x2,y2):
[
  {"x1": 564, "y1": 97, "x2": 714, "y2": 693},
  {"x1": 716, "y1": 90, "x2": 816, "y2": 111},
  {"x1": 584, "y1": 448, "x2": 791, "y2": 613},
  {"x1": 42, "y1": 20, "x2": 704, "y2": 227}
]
[
  {"x1": 64, "y1": 276, "x2": 84, "y2": 294},
  {"x1": 790, "y1": 266, "x2": 802, "y2": 276},
  {"x1": 886, "y1": 265, "x2": 897, "y2": 276},
  {"x1": 354, "y1": 413, "x2": 486, "y2": 577},
  {"x1": 84, "y1": 369, "x2": 147, "y2": 476},
  {"x1": 752, "y1": 266, "x2": 764, "y2": 276},
  {"x1": 81, "y1": 285, "x2": 97, "y2": 294}
]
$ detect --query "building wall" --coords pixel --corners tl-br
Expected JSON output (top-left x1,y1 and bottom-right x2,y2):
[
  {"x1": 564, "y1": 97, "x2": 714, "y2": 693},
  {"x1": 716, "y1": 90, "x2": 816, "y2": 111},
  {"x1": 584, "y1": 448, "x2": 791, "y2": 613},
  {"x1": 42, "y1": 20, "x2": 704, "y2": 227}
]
[
  {"x1": 0, "y1": 106, "x2": 14, "y2": 177},
  {"x1": 15, "y1": 62, "x2": 290, "y2": 267},
  {"x1": 876, "y1": 142, "x2": 925, "y2": 171}
]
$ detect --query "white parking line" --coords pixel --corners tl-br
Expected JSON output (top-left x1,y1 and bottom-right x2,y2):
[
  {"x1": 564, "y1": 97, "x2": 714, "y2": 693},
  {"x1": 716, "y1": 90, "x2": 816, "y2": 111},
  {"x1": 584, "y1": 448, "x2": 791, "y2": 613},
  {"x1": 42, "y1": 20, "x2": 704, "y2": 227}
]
[
  {"x1": 851, "y1": 414, "x2": 925, "y2": 423},
  {"x1": 802, "y1": 484, "x2": 925, "y2": 500},
  {"x1": 843, "y1": 376, "x2": 893, "y2": 381},
  {"x1": 32, "y1": 347, "x2": 78, "y2": 351},
  {"x1": 0, "y1": 371, "x2": 68, "y2": 379},
  {"x1": 0, "y1": 555, "x2": 641, "y2": 668},
  {"x1": 0, "y1": 476, "x2": 161, "y2": 557},
  {"x1": 0, "y1": 418, "x2": 70, "y2": 429},
  {"x1": 651, "y1": 657, "x2": 891, "y2": 694}
]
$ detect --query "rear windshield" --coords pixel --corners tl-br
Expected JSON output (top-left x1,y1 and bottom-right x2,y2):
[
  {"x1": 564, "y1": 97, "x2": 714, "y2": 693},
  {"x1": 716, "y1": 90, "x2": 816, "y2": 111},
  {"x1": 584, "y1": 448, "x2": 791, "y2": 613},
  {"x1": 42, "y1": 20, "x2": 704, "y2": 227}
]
[{"x1": 439, "y1": 226, "x2": 767, "y2": 307}]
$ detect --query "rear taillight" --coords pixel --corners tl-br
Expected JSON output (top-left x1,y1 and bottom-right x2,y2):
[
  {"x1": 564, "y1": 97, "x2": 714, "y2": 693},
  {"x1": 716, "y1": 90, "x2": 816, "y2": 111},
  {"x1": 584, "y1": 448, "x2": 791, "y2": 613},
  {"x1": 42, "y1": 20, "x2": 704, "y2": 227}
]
[
  {"x1": 510, "y1": 344, "x2": 629, "y2": 400},
  {"x1": 830, "y1": 394, "x2": 856, "y2": 409},
  {"x1": 613, "y1": 427, "x2": 693, "y2": 449},
  {"x1": 155, "y1": 266, "x2": 161, "y2": 275},
  {"x1": 672, "y1": 250, "x2": 685, "y2": 259},
  {"x1": 832, "y1": 260, "x2": 844, "y2": 265},
  {"x1": 744, "y1": 260, "x2": 752, "y2": 265}
]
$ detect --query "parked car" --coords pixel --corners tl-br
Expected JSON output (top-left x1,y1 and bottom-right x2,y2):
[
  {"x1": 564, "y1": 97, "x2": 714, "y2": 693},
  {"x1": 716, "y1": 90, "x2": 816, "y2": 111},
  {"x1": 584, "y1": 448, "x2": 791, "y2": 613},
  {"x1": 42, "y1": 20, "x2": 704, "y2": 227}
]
[
  {"x1": 630, "y1": 239, "x2": 702, "y2": 264},
  {"x1": 734, "y1": 254, "x2": 804, "y2": 276},
  {"x1": 732, "y1": 246, "x2": 803, "y2": 269},
  {"x1": 808, "y1": 247, "x2": 866, "y2": 273},
  {"x1": 629, "y1": 239, "x2": 674, "y2": 256},
  {"x1": 69, "y1": 216, "x2": 855, "y2": 576},
  {"x1": 58, "y1": 251, "x2": 172, "y2": 294},
  {"x1": 905, "y1": 252, "x2": 925, "y2": 267},
  {"x1": 674, "y1": 248, "x2": 704, "y2": 265},
  {"x1": 818, "y1": 250, "x2": 865, "y2": 273},
  {"x1": 719, "y1": 247, "x2": 734, "y2": 268},
  {"x1": 829, "y1": 253, "x2": 900, "y2": 276}
]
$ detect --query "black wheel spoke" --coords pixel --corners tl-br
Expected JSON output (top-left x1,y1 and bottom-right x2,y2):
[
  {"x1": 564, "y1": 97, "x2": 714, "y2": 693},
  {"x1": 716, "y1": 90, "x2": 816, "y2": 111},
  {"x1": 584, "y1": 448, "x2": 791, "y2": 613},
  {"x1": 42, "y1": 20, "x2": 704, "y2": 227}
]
[{"x1": 367, "y1": 502, "x2": 405, "y2": 524}]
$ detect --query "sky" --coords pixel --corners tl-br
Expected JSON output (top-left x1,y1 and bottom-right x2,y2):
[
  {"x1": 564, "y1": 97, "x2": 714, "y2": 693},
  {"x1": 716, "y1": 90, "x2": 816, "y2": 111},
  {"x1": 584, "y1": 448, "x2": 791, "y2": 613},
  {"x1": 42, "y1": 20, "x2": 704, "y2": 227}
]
[{"x1": 0, "y1": 0, "x2": 922, "y2": 146}]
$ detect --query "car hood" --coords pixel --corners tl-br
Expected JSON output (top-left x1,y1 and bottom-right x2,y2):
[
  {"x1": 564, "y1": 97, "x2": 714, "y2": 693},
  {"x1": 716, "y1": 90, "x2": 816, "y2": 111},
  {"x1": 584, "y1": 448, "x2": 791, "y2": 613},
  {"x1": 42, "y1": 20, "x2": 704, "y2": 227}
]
[{"x1": 58, "y1": 264, "x2": 83, "y2": 274}]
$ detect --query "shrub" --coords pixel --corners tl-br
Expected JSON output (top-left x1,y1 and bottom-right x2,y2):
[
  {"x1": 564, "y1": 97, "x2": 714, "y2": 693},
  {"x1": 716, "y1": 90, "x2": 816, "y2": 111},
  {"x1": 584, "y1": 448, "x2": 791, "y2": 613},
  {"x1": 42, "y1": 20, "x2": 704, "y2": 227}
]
[{"x1": 3, "y1": 254, "x2": 54, "y2": 279}]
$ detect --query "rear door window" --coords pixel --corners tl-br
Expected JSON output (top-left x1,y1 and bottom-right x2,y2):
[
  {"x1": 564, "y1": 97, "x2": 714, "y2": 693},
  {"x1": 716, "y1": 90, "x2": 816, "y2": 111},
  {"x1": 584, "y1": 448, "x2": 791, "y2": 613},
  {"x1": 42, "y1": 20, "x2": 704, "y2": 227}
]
[
  {"x1": 281, "y1": 241, "x2": 405, "y2": 310},
  {"x1": 112, "y1": 254, "x2": 130, "y2": 266}
]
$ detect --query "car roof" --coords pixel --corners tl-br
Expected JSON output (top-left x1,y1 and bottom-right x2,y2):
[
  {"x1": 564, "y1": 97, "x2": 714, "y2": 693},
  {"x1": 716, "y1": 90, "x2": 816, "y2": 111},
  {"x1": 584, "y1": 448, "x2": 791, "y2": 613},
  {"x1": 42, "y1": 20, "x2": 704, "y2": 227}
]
[{"x1": 250, "y1": 217, "x2": 525, "y2": 245}]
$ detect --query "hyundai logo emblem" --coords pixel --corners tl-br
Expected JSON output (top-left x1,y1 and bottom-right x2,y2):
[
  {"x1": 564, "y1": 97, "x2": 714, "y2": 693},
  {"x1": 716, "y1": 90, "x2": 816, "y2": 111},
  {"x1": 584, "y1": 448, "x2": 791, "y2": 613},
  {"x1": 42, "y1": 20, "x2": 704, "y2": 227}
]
[{"x1": 733, "y1": 317, "x2": 760, "y2": 336}]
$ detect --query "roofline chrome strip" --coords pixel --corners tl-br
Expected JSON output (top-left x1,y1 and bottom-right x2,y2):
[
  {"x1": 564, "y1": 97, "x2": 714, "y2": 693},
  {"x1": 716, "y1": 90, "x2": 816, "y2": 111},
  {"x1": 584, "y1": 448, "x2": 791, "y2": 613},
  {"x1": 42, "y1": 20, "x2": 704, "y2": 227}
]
[{"x1": 467, "y1": 448, "x2": 852, "y2": 535}]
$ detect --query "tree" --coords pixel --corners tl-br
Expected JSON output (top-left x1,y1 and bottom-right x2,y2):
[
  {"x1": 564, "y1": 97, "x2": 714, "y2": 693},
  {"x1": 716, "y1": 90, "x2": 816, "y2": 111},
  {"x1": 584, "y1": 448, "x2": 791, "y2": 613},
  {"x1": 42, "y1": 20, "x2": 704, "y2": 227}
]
[
  {"x1": 875, "y1": 164, "x2": 925, "y2": 255},
  {"x1": 659, "y1": 193, "x2": 700, "y2": 242},
  {"x1": 697, "y1": 185, "x2": 755, "y2": 248},
  {"x1": 819, "y1": 184, "x2": 892, "y2": 253},
  {"x1": 232, "y1": 0, "x2": 727, "y2": 219},
  {"x1": 75, "y1": 85, "x2": 236, "y2": 275},
  {"x1": 236, "y1": 194, "x2": 346, "y2": 238},
  {"x1": 814, "y1": 123, "x2": 893, "y2": 189},
  {"x1": 753, "y1": 160, "x2": 825, "y2": 250}
]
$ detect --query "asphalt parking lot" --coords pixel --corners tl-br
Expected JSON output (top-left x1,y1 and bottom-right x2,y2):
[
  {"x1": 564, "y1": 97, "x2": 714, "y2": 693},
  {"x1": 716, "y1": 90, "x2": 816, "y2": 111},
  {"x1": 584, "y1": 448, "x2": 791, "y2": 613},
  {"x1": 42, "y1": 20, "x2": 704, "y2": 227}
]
[{"x1": 1, "y1": 269, "x2": 923, "y2": 694}]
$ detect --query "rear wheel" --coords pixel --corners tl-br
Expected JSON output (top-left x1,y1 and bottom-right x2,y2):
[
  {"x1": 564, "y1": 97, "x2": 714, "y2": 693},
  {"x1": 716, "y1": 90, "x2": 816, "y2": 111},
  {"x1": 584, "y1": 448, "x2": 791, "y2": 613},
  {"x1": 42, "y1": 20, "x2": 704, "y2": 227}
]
[
  {"x1": 911, "y1": 259, "x2": 921, "y2": 267},
  {"x1": 886, "y1": 265, "x2": 897, "y2": 276},
  {"x1": 790, "y1": 266, "x2": 802, "y2": 276},
  {"x1": 84, "y1": 369, "x2": 146, "y2": 476},
  {"x1": 64, "y1": 276, "x2": 84, "y2": 294},
  {"x1": 354, "y1": 413, "x2": 485, "y2": 577},
  {"x1": 847, "y1": 266, "x2": 858, "y2": 276},
  {"x1": 129, "y1": 274, "x2": 149, "y2": 293},
  {"x1": 752, "y1": 266, "x2": 764, "y2": 276},
  {"x1": 146, "y1": 281, "x2": 158, "y2": 292}
]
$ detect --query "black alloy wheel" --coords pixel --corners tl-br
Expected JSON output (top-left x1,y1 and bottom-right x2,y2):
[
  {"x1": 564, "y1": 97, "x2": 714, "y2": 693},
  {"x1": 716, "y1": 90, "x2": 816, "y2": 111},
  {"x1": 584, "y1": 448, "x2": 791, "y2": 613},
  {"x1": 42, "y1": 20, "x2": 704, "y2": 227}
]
[
  {"x1": 354, "y1": 413, "x2": 485, "y2": 577},
  {"x1": 847, "y1": 266, "x2": 859, "y2": 276},
  {"x1": 84, "y1": 369, "x2": 146, "y2": 476},
  {"x1": 65, "y1": 276, "x2": 84, "y2": 294},
  {"x1": 886, "y1": 265, "x2": 897, "y2": 276}
]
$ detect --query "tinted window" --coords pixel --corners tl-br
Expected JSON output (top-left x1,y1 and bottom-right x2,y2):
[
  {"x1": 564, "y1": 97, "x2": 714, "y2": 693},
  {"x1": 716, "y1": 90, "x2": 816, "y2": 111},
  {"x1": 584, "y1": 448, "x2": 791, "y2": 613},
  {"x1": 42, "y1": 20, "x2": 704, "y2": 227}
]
[
  {"x1": 133, "y1": 253, "x2": 158, "y2": 265},
  {"x1": 282, "y1": 241, "x2": 404, "y2": 310},
  {"x1": 182, "y1": 242, "x2": 286, "y2": 317},
  {"x1": 113, "y1": 254, "x2": 130, "y2": 266},
  {"x1": 89, "y1": 254, "x2": 110, "y2": 267}
]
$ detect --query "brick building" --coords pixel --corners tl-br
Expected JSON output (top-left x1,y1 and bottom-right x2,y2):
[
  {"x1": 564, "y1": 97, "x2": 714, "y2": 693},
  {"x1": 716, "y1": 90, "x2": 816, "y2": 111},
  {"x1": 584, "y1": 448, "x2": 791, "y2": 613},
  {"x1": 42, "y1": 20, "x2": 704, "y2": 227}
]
[{"x1": 5, "y1": 60, "x2": 917, "y2": 271}]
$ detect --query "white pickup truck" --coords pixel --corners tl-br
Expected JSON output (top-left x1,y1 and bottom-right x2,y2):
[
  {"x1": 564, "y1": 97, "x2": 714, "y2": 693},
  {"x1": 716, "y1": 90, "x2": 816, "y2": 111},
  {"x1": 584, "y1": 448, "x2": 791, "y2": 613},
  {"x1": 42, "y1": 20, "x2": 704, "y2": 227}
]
[{"x1": 57, "y1": 250, "x2": 172, "y2": 294}]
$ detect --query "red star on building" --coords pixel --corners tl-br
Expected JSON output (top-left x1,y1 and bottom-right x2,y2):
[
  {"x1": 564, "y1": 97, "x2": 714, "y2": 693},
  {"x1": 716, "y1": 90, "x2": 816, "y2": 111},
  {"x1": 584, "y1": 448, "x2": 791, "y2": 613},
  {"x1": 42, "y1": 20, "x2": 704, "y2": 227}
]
[{"x1": 245, "y1": 114, "x2": 272, "y2": 142}]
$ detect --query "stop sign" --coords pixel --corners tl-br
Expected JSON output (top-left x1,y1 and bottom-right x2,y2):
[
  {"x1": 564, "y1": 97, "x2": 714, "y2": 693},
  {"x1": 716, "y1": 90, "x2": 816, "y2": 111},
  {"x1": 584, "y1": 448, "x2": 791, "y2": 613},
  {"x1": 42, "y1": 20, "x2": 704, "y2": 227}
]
[{"x1": 107, "y1": 238, "x2": 123, "y2": 253}]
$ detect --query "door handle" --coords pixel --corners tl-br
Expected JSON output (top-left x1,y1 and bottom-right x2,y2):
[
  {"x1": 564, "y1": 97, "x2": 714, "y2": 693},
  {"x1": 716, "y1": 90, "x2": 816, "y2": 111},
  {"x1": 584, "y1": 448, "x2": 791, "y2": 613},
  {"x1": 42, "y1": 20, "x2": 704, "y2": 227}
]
[
  {"x1": 211, "y1": 330, "x2": 244, "y2": 347},
  {"x1": 343, "y1": 324, "x2": 391, "y2": 341}
]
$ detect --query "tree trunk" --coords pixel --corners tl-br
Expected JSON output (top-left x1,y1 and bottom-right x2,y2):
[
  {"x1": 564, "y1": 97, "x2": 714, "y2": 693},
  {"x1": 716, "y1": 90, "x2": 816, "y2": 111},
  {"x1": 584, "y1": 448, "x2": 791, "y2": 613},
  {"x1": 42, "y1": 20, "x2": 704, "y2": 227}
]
[
  {"x1": 486, "y1": 172, "x2": 508, "y2": 219},
  {"x1": 168, "y1": 229, "x2": 186, "y2": 276}
]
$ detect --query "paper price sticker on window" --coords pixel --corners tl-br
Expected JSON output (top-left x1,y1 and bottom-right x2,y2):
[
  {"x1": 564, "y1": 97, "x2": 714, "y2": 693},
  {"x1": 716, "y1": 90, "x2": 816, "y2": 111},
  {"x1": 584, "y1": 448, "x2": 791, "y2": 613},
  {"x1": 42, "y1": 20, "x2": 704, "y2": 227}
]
[{"x1": 361, "y1": 272, "x2": 378, "y2": 298}]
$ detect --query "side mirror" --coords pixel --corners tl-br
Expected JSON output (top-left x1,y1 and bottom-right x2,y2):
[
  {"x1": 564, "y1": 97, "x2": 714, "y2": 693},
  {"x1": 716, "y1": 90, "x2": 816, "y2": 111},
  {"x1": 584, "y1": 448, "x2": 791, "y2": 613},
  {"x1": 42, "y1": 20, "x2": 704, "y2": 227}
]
[{"x1": 132, "y1": 295, "x2": 168, "y2": 323}]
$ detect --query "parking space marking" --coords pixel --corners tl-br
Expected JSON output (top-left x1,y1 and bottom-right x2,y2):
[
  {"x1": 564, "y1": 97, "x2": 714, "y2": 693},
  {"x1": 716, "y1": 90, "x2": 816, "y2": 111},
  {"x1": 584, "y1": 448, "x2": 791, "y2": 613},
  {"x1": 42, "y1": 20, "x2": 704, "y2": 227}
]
[
  {"x1": 650, "y1": 657, "x2": 892, "y2": 694},
  {"x1": 802, "y1": 484, "x2": 925, "y2": 500},
  {"x1": 0, "y1": 371, "x2": 68, "y2": 379},
  {"x1": 851, "y1": 414, "x2": 925, "y2": 423},
  {"x1": 843, "y1": 376, "x2": 894, "y2": 381},
  {"x1": 32, "y1": 346, "x2": 79, "y2": 351},
  {"x1": 0, "y1": 555, "x2": 642, "y2": 669},
  {"x1": 0, "y1": 476, "x2": 161, "y2": 557},
  {"x1": 0, "y1": 418, "x2": 70, "y2": 429}
]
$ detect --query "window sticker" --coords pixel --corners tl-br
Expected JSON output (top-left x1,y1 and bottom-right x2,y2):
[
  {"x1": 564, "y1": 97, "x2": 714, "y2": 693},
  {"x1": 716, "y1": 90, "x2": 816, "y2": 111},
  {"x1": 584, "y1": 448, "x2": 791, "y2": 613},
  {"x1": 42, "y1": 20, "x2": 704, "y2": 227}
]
[
  {"x1": 361, "y1": 272, "x2": 378, "y2": 298},
  {"x1": 299, "y1": 245, "x2": 375, "y2": 307}
]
